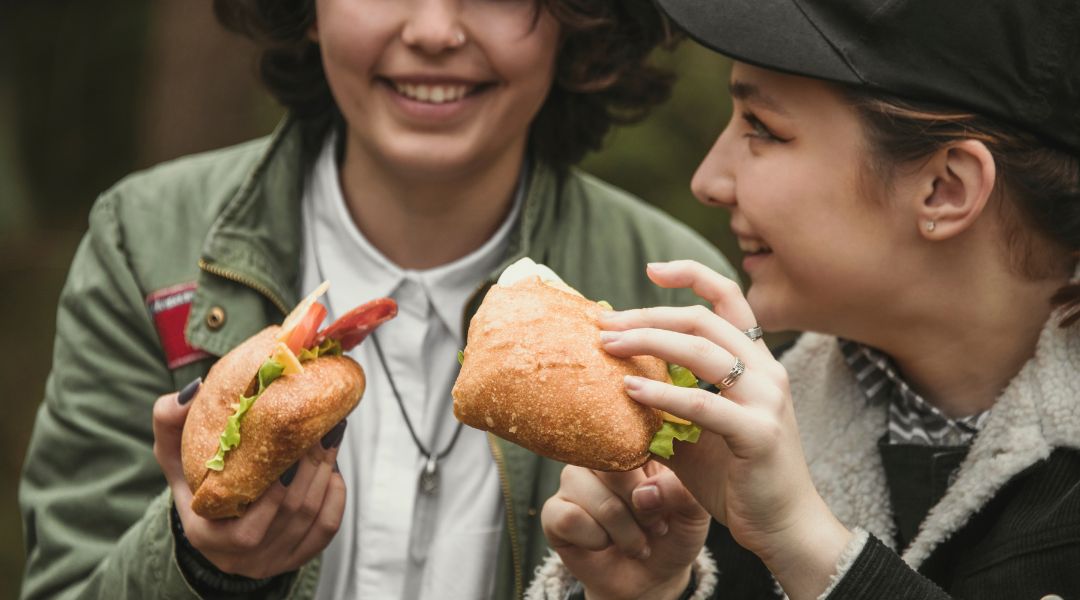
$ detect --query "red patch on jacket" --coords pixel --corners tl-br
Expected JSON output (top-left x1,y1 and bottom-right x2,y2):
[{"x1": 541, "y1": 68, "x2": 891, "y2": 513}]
[{"x1": 147, "y1": 282, "x2": 212, "y2": 369}]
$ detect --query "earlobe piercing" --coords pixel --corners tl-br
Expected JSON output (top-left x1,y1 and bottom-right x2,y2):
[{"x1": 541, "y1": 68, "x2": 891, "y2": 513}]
[{"x1": 926, "y1": 220, "x2": 936, "y2": 232}]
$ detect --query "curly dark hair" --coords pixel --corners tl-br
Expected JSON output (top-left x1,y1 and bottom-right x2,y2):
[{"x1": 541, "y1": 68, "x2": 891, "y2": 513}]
[{"x1": 213, "y1": 0, "x2": 675, "y2": 170}]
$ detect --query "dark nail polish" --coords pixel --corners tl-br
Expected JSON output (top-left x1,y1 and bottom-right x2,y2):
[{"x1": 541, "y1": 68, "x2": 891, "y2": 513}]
[
  {"x1": 177, "y1": 378, "x2": 202, "y2": 405},
  {"x1": 333, "y1": 459, "x2": 340, "y2": 473},
  {"x1": 279, "y1": 462, "x2": 299, "y2": 486},
  {"x1": 321, "y1": 420, "x2": 348, "y2": 449}
]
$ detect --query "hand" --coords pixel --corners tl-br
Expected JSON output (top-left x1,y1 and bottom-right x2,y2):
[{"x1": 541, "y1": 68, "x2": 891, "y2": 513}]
[
  {"x1": 599, "y1": 261, "x2": 852, "y2": 600},
  {"x1": 541, "y1": 461, "x2": 710, "y2": 600},
  {"x1": 152, "y1": 381, "x2": 347, "y2": 579}
]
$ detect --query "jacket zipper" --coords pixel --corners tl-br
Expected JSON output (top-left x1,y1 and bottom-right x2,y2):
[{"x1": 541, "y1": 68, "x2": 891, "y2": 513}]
[
  {"x1": 488, "y1": 433, "x2": 524, "y2": 599},
  {"x1": 198, "y1": 258, "x2": 289, "y2": 316}
]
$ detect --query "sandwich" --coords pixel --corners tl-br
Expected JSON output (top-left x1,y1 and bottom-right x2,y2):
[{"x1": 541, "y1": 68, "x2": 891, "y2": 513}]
[
  {"x1": 452, "y1": 258, "x2": 701, "y2": 472},
  {"x1": 181, "y1": 283, "x2": 397, "y2": 518}
]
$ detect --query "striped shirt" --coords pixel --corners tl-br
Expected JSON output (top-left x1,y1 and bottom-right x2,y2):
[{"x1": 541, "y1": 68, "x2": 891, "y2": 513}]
[{"x1": 839, "y1": 340, "x2": 990, "y2": 446}]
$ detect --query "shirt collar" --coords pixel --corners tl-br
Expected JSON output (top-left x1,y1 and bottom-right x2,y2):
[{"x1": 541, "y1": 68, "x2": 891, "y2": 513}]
[{"x1": 306, "y1": 132, "x2": 523, "y2": 340}]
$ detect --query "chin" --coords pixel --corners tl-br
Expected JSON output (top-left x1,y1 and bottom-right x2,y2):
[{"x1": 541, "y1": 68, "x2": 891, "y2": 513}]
[{"x1": 745, "y1": 287, "x2": 797, "y2": 332}]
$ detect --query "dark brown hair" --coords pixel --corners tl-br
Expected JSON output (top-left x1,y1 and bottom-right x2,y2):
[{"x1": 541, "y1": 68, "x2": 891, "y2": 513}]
[
  {"x1": 842, "y1": 88, "x2": 1080, "y2": 327},
  {"x1": 213, "y1": 0, "x2": 674, "y2": 170}
]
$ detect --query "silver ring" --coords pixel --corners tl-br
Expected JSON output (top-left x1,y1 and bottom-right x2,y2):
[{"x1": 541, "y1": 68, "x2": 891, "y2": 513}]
[
  {"x1": 743, "y1": 326, "x2": 763, "y2": 342},
  {"x1": 718, "y1": 356, "x2": 746, "y2": 390}
]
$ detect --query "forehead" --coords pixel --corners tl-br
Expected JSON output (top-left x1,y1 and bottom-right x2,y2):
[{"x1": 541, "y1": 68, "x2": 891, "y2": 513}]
[{"x1": 729, "y1": 62, "x2": 855, "y2": 123}]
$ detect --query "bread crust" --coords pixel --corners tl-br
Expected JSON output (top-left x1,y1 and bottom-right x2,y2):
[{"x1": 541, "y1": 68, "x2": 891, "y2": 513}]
[
  {"x1": 181, "y1": 326, "x2": 365, "y2": 518},
  {"x1": 452, "y1": 278, "x2": 668, "y2": 471}
]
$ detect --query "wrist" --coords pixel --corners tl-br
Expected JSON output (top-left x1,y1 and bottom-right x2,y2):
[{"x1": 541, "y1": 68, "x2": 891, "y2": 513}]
[
  {"x1": 171, "y1": 503, "x2": 280, "y2": 595},
  {"x1": 584, "y1": 566, "x2": 692, "y2": 600},
  {"x1": 757, "y1": 499, "x2": 853, "y2": 600}
]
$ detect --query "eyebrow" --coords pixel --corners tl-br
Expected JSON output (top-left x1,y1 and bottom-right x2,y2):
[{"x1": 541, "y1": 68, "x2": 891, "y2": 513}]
[{"x1": 729, "y1": 80, "x2": 790, "y2": 116}]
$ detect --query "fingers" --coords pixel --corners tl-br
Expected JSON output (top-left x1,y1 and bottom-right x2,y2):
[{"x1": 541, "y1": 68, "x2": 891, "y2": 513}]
[
  {"x1": 282, "y1": 470, "x2": 347, "y2": 572},
  {"x1": 600, "y1": 305, "x2": 766, "y2": 364},
  {"x1": 601, "y1": 327, "x2": 745, "y2": 389},
  {"x1": 152, "y1": 378, "x2": 201, "y2": 483},
  {"x1": 645, "y1": 261, "x2": 759, "y2": 334},
  {"x1": 624, "y1": 376, "x2": 749, "y2": 442},
  {"x1": 267, "y1": 441, "x2": 341, "y2": 550}
]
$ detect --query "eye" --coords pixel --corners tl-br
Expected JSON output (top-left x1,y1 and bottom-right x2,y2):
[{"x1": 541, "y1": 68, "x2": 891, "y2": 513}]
[{"x1": 741, "y1": 112, "x2": 790, "y2": 143}]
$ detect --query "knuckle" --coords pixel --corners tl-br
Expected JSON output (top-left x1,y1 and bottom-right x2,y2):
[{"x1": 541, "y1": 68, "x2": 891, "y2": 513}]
[
  {"x1": 687, "y1": 389, "x2": 713, "y2": 421},
  {"x1": 299, "y1": 499, "x2": 321, "y2": 520},
  {"x1": 281, "y1": 495, "x2": 303, "y2": 515},
  {"x1": 229, "y1": 528, "x2": 263, "y2": 552},
  {"x1": 316, "y1": 511, "x2": 342, "y2": 537},
  {"x1": 594, "y1": 494, "x2": 628, "y2": 525},
  {"x1": 688, "y1": 337, "x2": 714, "y2": 361}
]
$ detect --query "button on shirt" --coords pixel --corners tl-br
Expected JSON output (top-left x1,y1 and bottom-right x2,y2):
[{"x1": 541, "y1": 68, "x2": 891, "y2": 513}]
[{"x1": 302, "y1": 134, "x2": 522, "y2": 600}]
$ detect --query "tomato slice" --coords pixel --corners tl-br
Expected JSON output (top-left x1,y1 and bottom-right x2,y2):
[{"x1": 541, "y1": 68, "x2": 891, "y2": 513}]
[
  {"x1": 282, "y1": 302, "x2": 328, "y2": 355},
  {"x1": 315, "y1": 297, "x2": 398, "y2": 351}
]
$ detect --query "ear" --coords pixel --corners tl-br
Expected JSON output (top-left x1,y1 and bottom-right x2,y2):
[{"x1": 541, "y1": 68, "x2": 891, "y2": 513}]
[{"x1": 914, "y1": 140, "x2": 996, "y2": 240}]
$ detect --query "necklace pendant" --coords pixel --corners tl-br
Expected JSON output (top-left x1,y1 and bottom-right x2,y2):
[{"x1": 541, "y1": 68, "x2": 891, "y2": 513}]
[{"x1": 419, "y1": 456, "x2": 439, "y2": 495}]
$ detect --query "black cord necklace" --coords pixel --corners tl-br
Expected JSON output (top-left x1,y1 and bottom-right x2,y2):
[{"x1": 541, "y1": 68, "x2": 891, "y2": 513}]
[{"x1": 370, "y1": 331, "x2": 464, "y2": 496}]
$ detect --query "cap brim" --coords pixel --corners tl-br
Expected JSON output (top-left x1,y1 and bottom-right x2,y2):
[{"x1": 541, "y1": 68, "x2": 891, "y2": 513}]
[{"x1": 656, "y1": 0, "x2": 862, "y2": 85}]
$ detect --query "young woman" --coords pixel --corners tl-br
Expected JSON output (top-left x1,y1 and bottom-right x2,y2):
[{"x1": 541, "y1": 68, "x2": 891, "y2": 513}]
[
  {"x1": 533, "y1": 1, "x2": 1080, "y2": 598},
  {"x1": 17, "y1": 1, "x2": 734, "y2": 599}
]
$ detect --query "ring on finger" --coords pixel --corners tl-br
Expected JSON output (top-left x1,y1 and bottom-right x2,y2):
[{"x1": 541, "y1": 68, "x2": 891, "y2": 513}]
[
  {"x1": 743, "y1": 326, "x2": 763, "y2": 342},
  {"x1": 717, "y1": 356, "x2": 746, "y2": 390}
]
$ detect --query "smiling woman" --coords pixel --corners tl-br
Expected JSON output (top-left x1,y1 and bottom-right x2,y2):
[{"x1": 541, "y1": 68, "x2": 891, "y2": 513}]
[{"x1": 16, "y1": 0, "x2": 738, "y2": 599}]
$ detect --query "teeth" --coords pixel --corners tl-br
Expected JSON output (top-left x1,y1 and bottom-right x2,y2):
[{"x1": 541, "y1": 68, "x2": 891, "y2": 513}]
[
  {"x1": 738, "y1": 240, "x2": 772, "y2": 254},
  {"x1": 394, "y1": 82, "x2": 471, "y2": 104}
]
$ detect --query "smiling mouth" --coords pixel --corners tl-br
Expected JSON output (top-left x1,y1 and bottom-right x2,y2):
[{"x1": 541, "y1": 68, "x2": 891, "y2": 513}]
[
  {"x1": 384, "y1": 79, "x2": 490, "y2": 104},
  {"x1": 738, "y1": 239, "x2": 773, "y2": 256}
]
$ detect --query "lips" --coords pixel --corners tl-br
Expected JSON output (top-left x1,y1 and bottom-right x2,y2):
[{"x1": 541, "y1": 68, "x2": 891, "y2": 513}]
[{"x1": 737, "y1": 238, "x2": 772, "y2": 256}]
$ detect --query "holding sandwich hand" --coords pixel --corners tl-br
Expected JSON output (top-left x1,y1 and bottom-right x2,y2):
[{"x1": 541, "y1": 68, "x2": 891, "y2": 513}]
[
  {"x1": 153, "y1": 385, "x2": 348, "y2": 580},
  {"x1": 597, "y1": 260, "x2": 853, "y2": 600},
  {"x1": 541, "y1": 461, "x2": 710, "y2": 600}
]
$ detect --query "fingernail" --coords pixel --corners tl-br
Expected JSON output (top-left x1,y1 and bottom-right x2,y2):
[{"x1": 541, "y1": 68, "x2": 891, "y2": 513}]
[
  {"x1": 177, "y1": 378, "x2": 202, "y2": 405},
  {"x1": 279, "y1": 462, "x2": 299, "y2": 486},
  {"x1": 633, "y1": 484, "x2": 661, "y2": 510},
  {"x1": 636, "y1": 545, "x2": 651, "y2": 560},
  {"x1": 321, "y1": 420, "x2": 348, "y2": 449},
  {"x1": 599, "y1": 331, "x2": 621, "y2": 343},
  {"x1": 647, "y1": 262, "x2": 670, "y2": 272},
  {"x1": 623, "y1": 375, "x2": 646, "y2": 393},
  {"x1": 650, "y1": 520, "x2": 669, "y2": 537}
]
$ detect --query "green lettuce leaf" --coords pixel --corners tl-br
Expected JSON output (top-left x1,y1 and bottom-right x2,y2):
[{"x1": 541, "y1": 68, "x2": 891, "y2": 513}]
[
  {"x1": 668, "y1": 363, "x2": 698, "y2": 388},
  {"x1": 457, "y1": 350, "x2": 465, "y2": 365},
  {"x1": 297, "y1": 338, "x2": 342, "y2": 362},
  {"x1": 205, "y1": 358, "x2": 285, "y2": 471},
  {"x1": 649, "y1": 421, "x2": 702, "y2": 459}
]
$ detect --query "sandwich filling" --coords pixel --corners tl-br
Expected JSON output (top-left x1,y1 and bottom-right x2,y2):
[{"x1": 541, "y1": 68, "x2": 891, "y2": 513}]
[
  {"x1": 205, "y1": 322, "x2": 342, "y2": 471},
  {"x1": 203, "y1": 283, "x2": 398, "y2": 472}
]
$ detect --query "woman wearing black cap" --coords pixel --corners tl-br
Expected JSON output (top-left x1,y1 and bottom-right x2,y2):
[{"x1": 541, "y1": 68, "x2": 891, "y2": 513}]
[{"x1": 533, "y1": 1, "x2": 1080, "y2": 599}]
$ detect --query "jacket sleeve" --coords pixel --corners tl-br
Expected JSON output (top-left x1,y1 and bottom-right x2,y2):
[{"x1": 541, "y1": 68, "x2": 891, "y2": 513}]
[
  {"x1": 18, "y1": 194, "x2": 207, "y2": 599},
  {"x1": 822, "y1": 533, "x2": 950, "y2": 600}
]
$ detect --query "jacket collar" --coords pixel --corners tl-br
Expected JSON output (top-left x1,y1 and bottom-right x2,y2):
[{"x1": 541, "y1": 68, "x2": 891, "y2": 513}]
[{"x1": 785, "y1": 267, "x2": 1080, "y2": 566}]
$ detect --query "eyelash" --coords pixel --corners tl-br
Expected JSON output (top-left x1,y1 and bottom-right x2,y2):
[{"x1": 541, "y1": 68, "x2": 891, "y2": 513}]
[{"x1": 741, "y1": 112, "x2": 789, "y2": 143}]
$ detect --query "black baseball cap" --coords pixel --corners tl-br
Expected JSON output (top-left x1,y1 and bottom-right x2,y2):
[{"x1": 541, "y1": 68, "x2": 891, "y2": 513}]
[{"x1": 655, "y1": 0, "x2": 1080, "y2": 155}]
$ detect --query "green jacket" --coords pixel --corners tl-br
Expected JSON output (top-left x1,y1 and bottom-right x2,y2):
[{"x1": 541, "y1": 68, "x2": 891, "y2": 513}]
[{"x1": 19, "y1": 118, "x2": 736, "y2": 600}]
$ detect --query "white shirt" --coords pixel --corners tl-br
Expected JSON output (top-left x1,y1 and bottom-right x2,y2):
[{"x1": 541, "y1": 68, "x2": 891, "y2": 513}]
[{"x1": 303, "y1": 134, "x2": 521, "y2": 600}]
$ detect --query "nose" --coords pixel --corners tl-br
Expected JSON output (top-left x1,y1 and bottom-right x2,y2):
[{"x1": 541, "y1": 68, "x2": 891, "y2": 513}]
[
  {"x1": 401, "y1": 0, "x2": 468, "y2": 54},
  {"x1": 690, "y1": 125, "x2": 737, "y2": 209}
]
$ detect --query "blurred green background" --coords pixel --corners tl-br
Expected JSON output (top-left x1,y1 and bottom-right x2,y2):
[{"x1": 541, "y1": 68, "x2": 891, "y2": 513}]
[{"x1": 1, "y1": 2, "x2": 741, "y2": 596}]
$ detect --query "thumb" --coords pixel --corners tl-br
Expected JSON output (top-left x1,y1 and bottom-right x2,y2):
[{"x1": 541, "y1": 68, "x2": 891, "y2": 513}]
[
  {"x1": 153, "y1": 377, "x2": 201, "y2": 485},
  {"x1": 632, "y1": 468, "x2": 709, "y2": 524}
]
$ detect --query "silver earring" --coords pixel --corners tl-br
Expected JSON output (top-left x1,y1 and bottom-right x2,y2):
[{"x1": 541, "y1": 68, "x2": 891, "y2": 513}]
[{"x1": 926, "y1": 220, "x2": 936, "y2": 232}]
